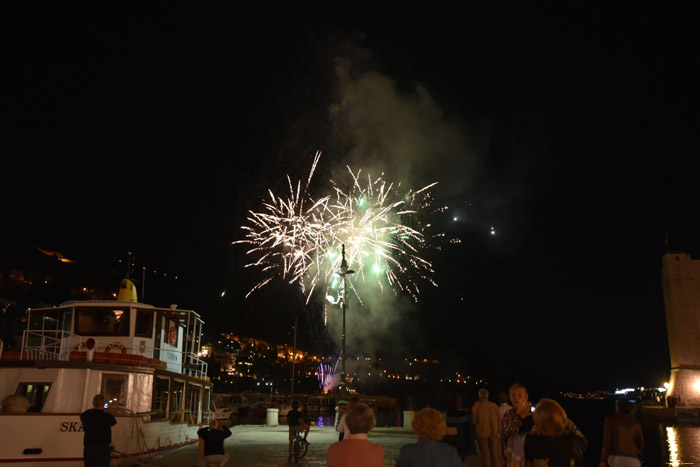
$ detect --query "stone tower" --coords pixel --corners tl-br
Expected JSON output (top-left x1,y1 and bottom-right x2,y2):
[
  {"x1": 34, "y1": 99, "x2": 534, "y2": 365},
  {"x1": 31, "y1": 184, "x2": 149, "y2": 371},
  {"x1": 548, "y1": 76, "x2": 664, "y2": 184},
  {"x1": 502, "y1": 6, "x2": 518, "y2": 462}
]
[{"x1": 662, "y1": 252, "x2": 700, "y2": 407}]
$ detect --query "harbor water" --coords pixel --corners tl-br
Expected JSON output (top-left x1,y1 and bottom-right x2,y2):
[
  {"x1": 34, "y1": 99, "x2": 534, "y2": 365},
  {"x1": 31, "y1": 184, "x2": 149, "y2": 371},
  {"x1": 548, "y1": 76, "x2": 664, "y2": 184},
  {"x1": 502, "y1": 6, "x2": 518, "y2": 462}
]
[{"x1": 561, "y1": 398, "x2": 700, "y2": 467}]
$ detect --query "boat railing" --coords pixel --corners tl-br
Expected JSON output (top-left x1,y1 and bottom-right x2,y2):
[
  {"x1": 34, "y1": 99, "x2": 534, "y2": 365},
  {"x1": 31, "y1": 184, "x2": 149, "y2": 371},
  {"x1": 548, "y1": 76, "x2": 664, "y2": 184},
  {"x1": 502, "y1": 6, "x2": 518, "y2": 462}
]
[
  {"x1": 15, "y1": 330, "x2": 208, "y2": 378},
  {"x1": 181, "y1": 353, "x2": 208, "y2": 378},
  {"x1": 20, "y1": 329, "x2": 73, "y2": 361}
]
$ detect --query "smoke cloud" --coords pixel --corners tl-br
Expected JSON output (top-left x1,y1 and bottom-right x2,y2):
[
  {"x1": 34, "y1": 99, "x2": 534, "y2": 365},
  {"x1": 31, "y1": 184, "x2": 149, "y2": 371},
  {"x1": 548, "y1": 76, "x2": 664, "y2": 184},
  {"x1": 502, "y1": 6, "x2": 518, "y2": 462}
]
[
  {"x1": 329, "y1": 53, "x2": 485, "y2": 198},
  {"x1": 319, "y1": 43, "x2": 486, "y2": 361}
]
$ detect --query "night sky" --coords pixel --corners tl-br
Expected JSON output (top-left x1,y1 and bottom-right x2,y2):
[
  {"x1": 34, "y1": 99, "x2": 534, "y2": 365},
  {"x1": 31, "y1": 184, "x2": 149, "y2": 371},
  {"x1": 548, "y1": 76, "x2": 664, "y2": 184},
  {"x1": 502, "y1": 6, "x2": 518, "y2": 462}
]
[{"x1": 3, "y1": 5, "x2": 700, "y2": 393}]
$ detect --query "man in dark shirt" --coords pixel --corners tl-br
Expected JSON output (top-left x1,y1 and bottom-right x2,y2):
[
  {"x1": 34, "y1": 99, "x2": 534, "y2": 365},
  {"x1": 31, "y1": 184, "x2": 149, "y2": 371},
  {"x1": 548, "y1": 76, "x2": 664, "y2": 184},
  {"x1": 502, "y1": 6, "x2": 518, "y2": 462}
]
[
  {"x1": 196, "y1": 419, "x2": 232, "y2": 466},
  {"x1": 80, "y1": 394, "x2": 116, "y2": 467},
  {"x1": 287, "y1": 400, "x2": 310, "y2": 461}
]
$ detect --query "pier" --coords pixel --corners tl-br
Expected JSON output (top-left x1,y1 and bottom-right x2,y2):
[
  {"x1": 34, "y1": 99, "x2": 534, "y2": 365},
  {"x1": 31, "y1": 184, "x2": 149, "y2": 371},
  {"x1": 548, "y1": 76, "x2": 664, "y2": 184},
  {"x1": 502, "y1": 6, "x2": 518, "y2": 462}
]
[{"x1": 148, "y1": 424, "x2": 483, "y2": 466}]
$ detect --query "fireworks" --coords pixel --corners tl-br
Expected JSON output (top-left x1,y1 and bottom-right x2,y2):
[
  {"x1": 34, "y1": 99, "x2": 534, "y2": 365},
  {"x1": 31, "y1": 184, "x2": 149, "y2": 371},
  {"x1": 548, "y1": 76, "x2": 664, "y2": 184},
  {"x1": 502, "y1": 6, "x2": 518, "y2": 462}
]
[
  {"x1": 234, "y1": 151, "x2": 439, "y2": 303},
  {"x1": 317, "y1": 362, "x2": 334, "y2": 392}
]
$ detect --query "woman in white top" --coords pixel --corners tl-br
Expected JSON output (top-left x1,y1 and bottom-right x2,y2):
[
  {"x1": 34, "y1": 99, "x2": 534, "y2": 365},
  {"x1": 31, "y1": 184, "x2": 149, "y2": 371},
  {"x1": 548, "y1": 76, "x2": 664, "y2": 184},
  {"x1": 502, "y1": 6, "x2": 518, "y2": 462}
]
[{"x1": 336, "y1": 397, "x2": 360, "y2": 440}]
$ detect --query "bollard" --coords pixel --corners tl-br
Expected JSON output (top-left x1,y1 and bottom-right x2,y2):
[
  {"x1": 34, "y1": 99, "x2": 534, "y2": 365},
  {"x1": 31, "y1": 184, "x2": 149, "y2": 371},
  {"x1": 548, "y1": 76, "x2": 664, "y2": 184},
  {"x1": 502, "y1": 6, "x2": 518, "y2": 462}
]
[
  {"x1": 402, "y1": 410, "x2": 415, "y2": 429},
  {"x1": 266, "y1": 408, "x2": 279, "y2": 426}
]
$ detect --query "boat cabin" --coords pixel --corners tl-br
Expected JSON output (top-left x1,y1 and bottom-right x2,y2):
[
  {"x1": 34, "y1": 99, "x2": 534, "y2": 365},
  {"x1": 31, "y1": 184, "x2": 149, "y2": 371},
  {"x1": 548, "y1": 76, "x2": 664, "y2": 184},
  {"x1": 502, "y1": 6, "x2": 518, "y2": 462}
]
[{"x1": 1, "y1": 298, "x2": 211, "y2": 425}]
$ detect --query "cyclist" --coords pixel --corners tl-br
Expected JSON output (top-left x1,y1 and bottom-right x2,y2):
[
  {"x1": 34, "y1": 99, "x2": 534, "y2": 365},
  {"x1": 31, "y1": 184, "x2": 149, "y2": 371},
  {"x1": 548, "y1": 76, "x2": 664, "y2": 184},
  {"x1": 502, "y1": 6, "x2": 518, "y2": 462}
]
[{"x1": 287, "y1": 400, "x2": 310, "y2": 462}]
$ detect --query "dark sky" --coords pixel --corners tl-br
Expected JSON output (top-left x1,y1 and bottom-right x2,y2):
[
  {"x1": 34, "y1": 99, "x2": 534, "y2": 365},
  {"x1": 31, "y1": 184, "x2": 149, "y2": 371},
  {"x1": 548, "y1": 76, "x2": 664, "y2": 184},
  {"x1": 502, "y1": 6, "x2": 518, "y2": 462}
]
[{"x1": 3, "y1": 5, "x2": 700, "y2": 392}]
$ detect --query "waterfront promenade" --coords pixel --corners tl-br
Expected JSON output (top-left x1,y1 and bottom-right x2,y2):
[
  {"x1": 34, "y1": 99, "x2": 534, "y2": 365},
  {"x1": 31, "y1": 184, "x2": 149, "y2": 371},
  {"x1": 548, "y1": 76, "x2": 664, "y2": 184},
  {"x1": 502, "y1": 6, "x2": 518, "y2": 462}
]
[{"x1": 147, "y1": 424, "x2": 483, "y2": 466}]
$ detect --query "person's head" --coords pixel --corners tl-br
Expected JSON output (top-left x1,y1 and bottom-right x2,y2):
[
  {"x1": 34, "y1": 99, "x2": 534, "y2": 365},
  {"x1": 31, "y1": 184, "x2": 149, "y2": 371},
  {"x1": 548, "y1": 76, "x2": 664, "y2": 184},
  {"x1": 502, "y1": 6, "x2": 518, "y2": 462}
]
[
  {"x1": 210, "y1": 419, "x2": 219, "y2": 429},
  {"x1": 616, "y1": 398, "x2": 633, "y2": 415},
  {"x1": 509, "y1": 383, "x2": 528, "y2": 408},
  {"x1": 532, "y1": 398, "x2": 567, "y2": 437},
  {"x1": 292, "y1": 400, "x2": 300, "y2": 410},
  {"x1": 412, "y1": 407, "x2": 447, "y2": 441},
  {"x1": 478, "y1": 388, "x2": 489, "y2": 401},
  {"x1": 1, "y1": 394, "x2": 30, "y2": 413},
  {"x1": 498, "y1": 392, "x2": 508, "y2": 404},
  {"x1": 346, "y1": 402, "x2": 376, "y2": 435},
  {"x1": 92, "y1": 394, "x2": 105, "y2": 409}
]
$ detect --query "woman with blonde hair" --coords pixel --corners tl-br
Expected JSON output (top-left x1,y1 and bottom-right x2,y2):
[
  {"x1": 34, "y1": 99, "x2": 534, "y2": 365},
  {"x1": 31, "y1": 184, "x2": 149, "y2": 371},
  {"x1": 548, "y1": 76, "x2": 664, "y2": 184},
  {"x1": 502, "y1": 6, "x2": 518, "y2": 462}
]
[
  {"x1": 396, "y1": 407, "x2": 465, "y2": 466},
  {"x1": 524, "y1": 398, "x2": 586, "y2": 466}
]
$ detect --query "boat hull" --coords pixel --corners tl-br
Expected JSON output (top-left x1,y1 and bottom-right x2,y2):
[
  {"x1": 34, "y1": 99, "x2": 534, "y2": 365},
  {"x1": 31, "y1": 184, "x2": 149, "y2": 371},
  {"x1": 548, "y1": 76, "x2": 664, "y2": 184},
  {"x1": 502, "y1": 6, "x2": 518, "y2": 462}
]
[{"x1": 0, "y1": 413, "x2": 200, "y2": 466}]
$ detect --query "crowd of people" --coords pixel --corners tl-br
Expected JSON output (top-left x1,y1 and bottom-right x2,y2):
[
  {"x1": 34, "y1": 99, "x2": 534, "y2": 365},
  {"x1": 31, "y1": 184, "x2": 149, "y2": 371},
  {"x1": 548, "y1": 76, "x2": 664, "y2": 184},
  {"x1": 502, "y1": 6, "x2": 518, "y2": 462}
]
[
  {"x1": 1, "y1": 385, "x2": 645, "y2": 466},
  {"x1": 323, "y1": 382, "x2": 645, "y2": 467}
]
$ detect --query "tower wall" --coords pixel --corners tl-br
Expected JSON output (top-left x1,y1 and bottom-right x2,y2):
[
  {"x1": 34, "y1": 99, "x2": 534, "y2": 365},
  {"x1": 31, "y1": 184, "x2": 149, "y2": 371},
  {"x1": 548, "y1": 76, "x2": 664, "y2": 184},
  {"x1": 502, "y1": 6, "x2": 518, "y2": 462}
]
[{"x1": 662, "y1": 253, "x2": 700, "y2": 407}]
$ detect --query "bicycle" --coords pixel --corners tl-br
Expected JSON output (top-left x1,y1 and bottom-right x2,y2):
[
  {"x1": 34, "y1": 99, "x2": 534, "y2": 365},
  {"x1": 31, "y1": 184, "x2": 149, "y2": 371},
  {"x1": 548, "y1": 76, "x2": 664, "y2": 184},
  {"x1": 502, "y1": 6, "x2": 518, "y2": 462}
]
[{"x1": 291, "y1": 428, "x2": 309, "y2": 463}]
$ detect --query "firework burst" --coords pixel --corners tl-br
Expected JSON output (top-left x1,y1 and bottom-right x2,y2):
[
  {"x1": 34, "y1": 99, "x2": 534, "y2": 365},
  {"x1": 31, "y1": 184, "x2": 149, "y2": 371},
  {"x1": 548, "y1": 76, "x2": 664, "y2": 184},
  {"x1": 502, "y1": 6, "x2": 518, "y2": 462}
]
[{"x1": 234, "y1": 152, "x2": 439, "y2": 304}]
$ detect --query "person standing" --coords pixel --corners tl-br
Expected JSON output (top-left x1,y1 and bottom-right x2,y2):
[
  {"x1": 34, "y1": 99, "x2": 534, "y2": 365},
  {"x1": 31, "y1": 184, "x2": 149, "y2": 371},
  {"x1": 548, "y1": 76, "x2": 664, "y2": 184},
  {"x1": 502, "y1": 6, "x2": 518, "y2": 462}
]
[
  {"x1": 196, "y1": 419, "x2": 231, "y2": 467},
  {"x1": 80, "y1": 394, "x2": 116, "y2": 467},
  {"x1": 524, "y1": 398, "x2": 586, "y2": 467},
  {"x1": 396, "y1": 407, "x2": 465, "y2": 466},
  {"x1": 444, "y1": 396, "x2": 472, "y2": 461},
  {"x1": 499, "y1": 383, "x2": 534, "y2": 467},
  {"x1": 600, "y1": 398, "x2": 644, "y2": 467},
  {"x1": 500, "y1": 384, "x2": 586, "y2": 467},
  {"x1": 497, "y1": 392, "x2": 512, "y2": 419},
  {"x1": 474, "y1": 388, "x2": 501, "y2": 467},
  {"x1": 327, "y1": 402, "x2": 384, "y2": 467},
  {"x1": 337, "y1": 396, "x2": 360, "y2": 441}
]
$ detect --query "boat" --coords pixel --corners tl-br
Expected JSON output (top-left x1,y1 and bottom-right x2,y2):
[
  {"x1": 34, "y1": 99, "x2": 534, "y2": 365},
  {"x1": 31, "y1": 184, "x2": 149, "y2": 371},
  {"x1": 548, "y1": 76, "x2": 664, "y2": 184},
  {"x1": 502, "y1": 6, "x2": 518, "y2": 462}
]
[
  {"x1": 211, "y1": 393, "x2": 250, "y2": 416},
  {"x1": 675, "y1": 407, "x2": 700, "y2": 424},
  {"x1": 271, "y1": 394, "x2": 305, "y2": 417},
  {"x1": 0, "y1": 278, "x2": 213, "y2": 466},
  {"x1": 305, "y1": 394, "x2": 337, "y2": 413}
]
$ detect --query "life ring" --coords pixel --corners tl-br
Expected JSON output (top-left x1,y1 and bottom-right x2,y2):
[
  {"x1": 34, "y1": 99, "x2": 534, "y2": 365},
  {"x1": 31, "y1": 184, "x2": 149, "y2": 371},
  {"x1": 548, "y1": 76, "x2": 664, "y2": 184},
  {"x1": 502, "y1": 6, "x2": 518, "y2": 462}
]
[{"x1": 105, "y1": 343, "x2": 127, "y2": 355}]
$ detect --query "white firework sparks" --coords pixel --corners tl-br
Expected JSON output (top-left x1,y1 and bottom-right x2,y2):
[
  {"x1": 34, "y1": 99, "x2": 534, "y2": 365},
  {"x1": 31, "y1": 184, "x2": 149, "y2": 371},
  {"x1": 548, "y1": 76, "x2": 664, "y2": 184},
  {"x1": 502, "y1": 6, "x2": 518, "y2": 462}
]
[{"x1": 234, "y1": 152, "x2": 439, "y2": 304}]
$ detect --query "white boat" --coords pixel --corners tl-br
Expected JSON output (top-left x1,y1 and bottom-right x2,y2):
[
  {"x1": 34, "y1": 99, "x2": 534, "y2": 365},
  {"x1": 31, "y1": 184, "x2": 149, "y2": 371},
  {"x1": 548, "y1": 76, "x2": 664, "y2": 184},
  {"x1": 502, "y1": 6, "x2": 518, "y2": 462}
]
[
  {"x1": 268, "y1": 394, "x2": 305, "y2": 417},
  {"x1": 0, "y1": 278, "x2": 213, "y2": 466},
  {"x1": 211, "y1": 393, "x2": 250, "y2": 416}
]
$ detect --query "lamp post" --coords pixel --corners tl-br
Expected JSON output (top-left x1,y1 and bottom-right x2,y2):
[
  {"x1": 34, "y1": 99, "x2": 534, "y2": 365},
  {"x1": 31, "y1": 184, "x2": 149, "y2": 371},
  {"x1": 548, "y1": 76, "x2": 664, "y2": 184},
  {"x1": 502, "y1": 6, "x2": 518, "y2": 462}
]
[{"x1": 337, "y1": 244, "x2": 354, "y2": 395}]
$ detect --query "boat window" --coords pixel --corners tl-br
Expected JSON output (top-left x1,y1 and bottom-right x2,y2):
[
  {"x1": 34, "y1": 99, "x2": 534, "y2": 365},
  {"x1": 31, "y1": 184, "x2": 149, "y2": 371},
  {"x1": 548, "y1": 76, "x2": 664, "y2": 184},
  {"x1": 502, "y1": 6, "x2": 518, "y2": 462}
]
[
  {"x1": 170, "y1": 379, "x2": 185, "y2": 422},
  {"x1": 204, "y1": 386, "x2": 211, "y2": 420},
  {"x1": 76, "y1": 306, "x2": 131, "y2": 336},
  {"x1": 15, "y1": 383, "x2": 51, "y2": 412},
  {"x1": 101, "y1": 374, "x2": 128, "y2": 408},
  {"x1": 186, "y1": 383, "x2": 202, "y2": 424},
  {"x1": 135, "y1": 309, "x2": 154, "y2": 338},
  {"x1": 151, "y1": 376, "x2": 170, "y2": 421}
]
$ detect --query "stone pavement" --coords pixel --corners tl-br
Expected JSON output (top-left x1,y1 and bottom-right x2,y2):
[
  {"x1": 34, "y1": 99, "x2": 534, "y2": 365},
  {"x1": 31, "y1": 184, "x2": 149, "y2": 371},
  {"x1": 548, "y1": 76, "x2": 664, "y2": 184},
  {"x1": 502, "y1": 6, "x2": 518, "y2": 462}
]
[{"x1": 142, "y1": 424, "x2": 483, "y2": 466}]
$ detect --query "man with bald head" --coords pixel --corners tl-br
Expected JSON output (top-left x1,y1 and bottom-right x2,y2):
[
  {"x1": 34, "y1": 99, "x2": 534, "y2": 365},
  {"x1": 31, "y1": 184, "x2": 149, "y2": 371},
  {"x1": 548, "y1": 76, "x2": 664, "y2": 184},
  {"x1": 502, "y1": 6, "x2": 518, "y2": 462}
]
[{"x1": 80, "y1": 394, "x2": 116, "y2": 467}]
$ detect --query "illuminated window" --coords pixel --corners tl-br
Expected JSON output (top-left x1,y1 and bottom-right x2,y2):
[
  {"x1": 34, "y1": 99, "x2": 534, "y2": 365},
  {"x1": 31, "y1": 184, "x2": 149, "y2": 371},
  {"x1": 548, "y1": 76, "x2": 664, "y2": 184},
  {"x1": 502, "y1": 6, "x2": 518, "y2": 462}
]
[
  {"x1": 76, "y1": 306, "x2": 130, "y2": 336},
  {"x1": 15, "y1": 382, "x2": 51, "y2": 412}
]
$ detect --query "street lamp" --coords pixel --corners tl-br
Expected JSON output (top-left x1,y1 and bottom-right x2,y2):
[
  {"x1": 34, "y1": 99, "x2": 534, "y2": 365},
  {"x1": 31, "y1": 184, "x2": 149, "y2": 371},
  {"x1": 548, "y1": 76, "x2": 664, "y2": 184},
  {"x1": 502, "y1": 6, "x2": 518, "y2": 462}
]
[{"x1": 336, "y1": 244, "x2": 354, "y2": 394}]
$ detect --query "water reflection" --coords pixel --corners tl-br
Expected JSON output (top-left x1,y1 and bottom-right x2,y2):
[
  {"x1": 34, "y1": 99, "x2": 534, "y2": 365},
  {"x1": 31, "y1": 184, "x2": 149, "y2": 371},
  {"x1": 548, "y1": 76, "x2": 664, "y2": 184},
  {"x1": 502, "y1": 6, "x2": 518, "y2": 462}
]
[
  {"x1": 311, "y1": 415, "x2": 336, "y2": 427},
  {"x1": 661, "y1": 425, "x2": 700, "y2": 467},
  {"x1": 666, "y1": 426, "x2": 680, "y2": 466}
]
